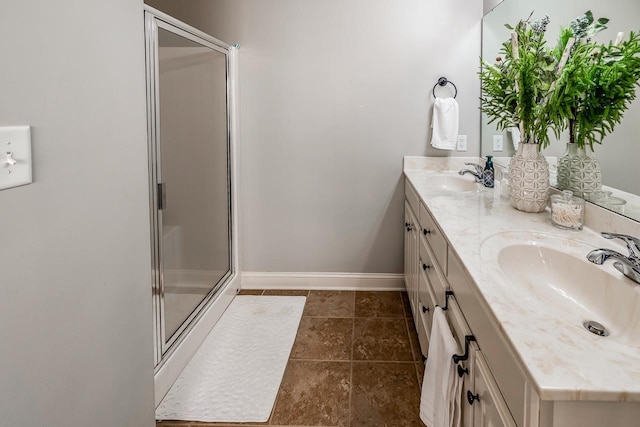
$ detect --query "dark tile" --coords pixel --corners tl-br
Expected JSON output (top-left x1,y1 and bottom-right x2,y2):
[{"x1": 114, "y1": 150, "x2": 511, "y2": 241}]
[
  {"x1": 303, "y1": 291, "x2": 354, "y2": 317},
  {"x1": 353, "y1": 318, "x2": 413, "y2": 361},
  {"x1": 351, "y1": 362, "x2": 423, "y2": 427},
  {"x1": 401, "y1": 291, "x2": 412, "y2": 318},
  {"x1": 271, "y1": 360, "x2": 350, "y2": 426},
  {"x1": 263, "y1": 289, "x2": 309, "y2": 296},
  {"x1": 355, "y1": 291, "x2": 405, "y2": 318},
  {"x1": 238, "y1": 289, "x2": 264, "y2": 295},
  {"x1": 291, "y1": 317, "x2": 353, "y2": 360},
  {"x1": 406, "y1": 317, "x2": 423, "y2": 362}
]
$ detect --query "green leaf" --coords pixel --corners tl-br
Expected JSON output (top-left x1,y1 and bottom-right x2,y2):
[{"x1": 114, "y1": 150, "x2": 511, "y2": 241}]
[{"x1": 585, "y1": 10, "x2": 594, "y2": 24}]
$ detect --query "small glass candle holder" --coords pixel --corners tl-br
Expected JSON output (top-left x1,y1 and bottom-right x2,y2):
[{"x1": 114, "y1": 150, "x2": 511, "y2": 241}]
[{"x1": 550, "y1": 190, "x2": 585, "y2": 231}]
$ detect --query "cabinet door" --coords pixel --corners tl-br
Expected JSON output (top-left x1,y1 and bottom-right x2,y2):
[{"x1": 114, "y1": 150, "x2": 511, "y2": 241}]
[
  {"x1": 446, "y1": 298, "x2": 476, "y2": 427},
  {"x1": 404, "y1": 206, "x2": 411, "y2": 292},
  {"x1": 471, "y1": 351, "x2": 517, "y2": 427},
  {"x1": 404, "y1": 202, "x2": 420, "y2": 318},
  {"x1": 415, "y1": 268, "x2": 436, "y2": 355}
]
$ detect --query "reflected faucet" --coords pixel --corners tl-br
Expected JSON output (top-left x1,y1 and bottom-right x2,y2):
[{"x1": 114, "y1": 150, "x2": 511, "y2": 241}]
[{"x1": 587, "y1": 232, "x2": 640, "y2": 284}]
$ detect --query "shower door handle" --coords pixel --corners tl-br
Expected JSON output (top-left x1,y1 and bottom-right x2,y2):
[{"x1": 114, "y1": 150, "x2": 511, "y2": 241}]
[{"x1": 157, "y1": 183, "x2": 167, "y2": 210}]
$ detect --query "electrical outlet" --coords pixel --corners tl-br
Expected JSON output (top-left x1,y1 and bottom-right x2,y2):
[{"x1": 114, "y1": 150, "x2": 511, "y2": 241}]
[
  {"x1": 493, "y1": 134, "x2": 504, "y2": 152},
  {"x1": 456, "y1": 135, "x2": 467, "y2": 151}
]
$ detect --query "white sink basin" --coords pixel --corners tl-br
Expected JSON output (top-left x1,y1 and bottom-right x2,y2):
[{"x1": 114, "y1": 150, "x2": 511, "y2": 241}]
[
  {"x1": 421, "y1": 174, "x2": 478, "y2": 192},
  {"x1": 481, "y1": 231, "x2": 640, "y2": 345}
]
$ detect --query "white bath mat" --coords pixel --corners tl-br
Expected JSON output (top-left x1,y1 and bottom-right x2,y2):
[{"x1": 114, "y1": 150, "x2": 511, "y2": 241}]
[{"x1": 156, "y1": 295, "x2": 306, "y2": 422}]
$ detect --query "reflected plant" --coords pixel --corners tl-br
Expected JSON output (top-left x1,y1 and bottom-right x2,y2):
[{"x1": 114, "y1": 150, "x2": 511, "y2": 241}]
[{"x1": 548, "y1": 11, "x2": 640, "y2": 149}]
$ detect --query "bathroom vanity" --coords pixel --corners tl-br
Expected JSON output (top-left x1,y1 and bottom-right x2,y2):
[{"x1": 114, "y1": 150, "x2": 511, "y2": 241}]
[{"x1": 404, "y1": 156, "x2": 640, "y2": 427}]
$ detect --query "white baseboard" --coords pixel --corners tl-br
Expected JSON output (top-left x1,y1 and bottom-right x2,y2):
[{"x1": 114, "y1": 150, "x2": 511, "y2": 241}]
[{"x1": 241, "y1": 272, "x2": 405, "y2": 291}]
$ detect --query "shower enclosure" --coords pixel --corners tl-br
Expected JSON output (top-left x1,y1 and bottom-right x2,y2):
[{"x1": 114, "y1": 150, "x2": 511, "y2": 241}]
[{"x1": 144, "y1": 8, "x2": 238, "y2": 368}]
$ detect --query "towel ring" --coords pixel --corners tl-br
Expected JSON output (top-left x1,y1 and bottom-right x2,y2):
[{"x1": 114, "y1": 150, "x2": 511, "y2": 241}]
[{"x1": 432, "y1": 77, "x2": 457, "y2": 99}]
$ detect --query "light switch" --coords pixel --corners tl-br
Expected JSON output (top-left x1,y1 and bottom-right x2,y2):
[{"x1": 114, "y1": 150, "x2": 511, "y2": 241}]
[
  {"x1": 456, "y1": 135, "x2": 467, "y2": 151},
  {"x1": 493, "y1": 134, "x2": 504, "y2": 152},
  {"x1": 0, "y1": 126, "x2": 32, "y2": 190}
]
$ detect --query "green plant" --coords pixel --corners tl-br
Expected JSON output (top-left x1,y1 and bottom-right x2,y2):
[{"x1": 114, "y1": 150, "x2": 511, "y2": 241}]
[
  {"x1": 549, "y1": 11, "x2": 640, "y2": 149},
  {"x1": 480, "y1": 13, "x2": 559, "y2": 148}
]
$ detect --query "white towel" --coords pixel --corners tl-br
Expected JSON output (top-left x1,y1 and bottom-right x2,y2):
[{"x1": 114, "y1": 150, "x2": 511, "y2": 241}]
[
  {"x1": 430, "y1": 97, "x2": 459, "y2": 150},
  {"x1": 420, "y1": 307, "x2": 463, "y2": 427}
]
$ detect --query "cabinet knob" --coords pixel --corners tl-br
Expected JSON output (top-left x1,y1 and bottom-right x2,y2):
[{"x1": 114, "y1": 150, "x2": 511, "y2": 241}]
[
  {"x1": 457, "y1": 364, "x2": 469, "y2": 377},
  {"x1": 467, "y1": 390, "x2": 479, "y2": 405},
  {"x1": 422, "y1": 305, "x2": 429, "y2": 313},
  {"x1": 422, "y1": 263, "x2": 430, "y2": 271},
  {"x1": 423, "y1": 228, "x2": 431, "y2": 235}
]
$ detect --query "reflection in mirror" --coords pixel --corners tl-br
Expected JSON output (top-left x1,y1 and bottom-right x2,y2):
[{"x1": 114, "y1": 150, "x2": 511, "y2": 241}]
[{"x1": 481, "y1": 0, "x2": 640, "y2": 221}]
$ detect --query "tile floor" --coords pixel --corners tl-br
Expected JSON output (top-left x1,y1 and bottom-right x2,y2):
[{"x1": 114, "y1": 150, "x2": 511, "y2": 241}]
[{"x1": 157, "y1": 290, "x2": 425, "y2": 427}]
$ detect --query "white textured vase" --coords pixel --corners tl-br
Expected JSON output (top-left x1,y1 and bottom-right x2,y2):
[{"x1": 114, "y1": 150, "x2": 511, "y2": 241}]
[
  {"x1": 508, "y1": 143, "x2": 550, "y2": 213},
  {"x1": 557, "y1": 143, "x2": 602, "y2": 200}
]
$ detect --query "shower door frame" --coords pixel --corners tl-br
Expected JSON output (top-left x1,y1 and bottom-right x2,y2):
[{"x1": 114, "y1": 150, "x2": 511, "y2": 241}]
[{"x1": 144, "y1": 7, "x2": 239, "y2": 368}]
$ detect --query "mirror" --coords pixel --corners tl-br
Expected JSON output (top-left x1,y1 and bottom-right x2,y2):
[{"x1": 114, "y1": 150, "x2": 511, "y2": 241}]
[{"x1": 481, "y1": 0, "x2": 640, "y2": 222}]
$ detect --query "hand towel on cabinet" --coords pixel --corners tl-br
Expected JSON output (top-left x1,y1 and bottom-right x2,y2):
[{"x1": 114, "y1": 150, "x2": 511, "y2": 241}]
[{"x1": 420, "y1": 306, "x2": 463, "y2": 427}]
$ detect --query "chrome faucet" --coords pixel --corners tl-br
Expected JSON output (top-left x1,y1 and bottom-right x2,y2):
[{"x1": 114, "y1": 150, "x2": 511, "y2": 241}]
[
  {"x1": 587, "y1": 232, "x2": 640, "y2": 284},
  {"x1": 459, "y1": 163, "x2": 490, "y2": 187}
]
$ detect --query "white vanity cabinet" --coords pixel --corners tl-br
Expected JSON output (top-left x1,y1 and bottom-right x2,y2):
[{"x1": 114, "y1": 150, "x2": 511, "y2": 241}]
[
  {"x1": 404, "y1": 178, "x2": 519, "y2": 427},
  {"x1": 471, "y1": 351, "x2": 518, "y2": 427},
  {"x1": 404, "y1": 160, "x2": 640, "y2": 427}
]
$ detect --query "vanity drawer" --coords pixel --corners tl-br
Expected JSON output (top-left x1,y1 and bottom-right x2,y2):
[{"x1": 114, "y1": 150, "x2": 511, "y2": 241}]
[
  {"x1": 419, "y1": 201, "x2": 448, "y2": 271},
  {"x1": 417, "y1": 269, "x2": 437, "y2": 355},
  {"x1": 419, "y1": 236, "x2": 447, "y2": 307},
  {"x1": 447, "y1": 247, "x2": 526, "y2": 426},
  {"x1": 405, "y1": 179, "x2": 420, "y2": 216}
]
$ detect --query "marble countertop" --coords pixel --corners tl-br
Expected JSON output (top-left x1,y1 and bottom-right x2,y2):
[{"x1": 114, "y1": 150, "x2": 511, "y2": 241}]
[{"x1": 404, "y1": 156, "x2": 640, "y2": 402}]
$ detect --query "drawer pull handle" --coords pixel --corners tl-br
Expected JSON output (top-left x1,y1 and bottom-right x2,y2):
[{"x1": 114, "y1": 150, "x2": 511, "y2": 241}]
[
  {"x1": 467, "y1": 390, "x2": 479, "y2": 405},
  {"x1": 442, "y1": 290, "x2": 453, "y2": 311},
  {"x1": 422, "y1": 305, "x2": 429, "y2": 313},
  {"x1": 457, "y1": 364, "x2": 469, "y2": 377},
  {"x1": 422, "y1": 263, "x2": 430, "y2": 271},
  {"x1": 452, "y1": 335, "x2": 476, "y2": 364},
  {"x1": 436, "y1": 290, "x2": 455, "y2": 311},
  {"x1": 423, "y1": 228, "x2": 431, "y2": 235}
]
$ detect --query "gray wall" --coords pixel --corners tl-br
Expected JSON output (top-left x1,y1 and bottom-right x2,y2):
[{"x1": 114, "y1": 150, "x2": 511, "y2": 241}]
[
  {"x1": 0, "y1": 1, "x2": 155, "y2": 426},
  {"x1": 147, "y1": 0, "x2": 483, "y2": 274}
]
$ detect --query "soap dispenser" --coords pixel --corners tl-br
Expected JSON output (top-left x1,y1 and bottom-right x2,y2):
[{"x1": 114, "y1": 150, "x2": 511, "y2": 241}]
[{"x1": 483, "y1": 156, "x2": 495, "y2": 188}]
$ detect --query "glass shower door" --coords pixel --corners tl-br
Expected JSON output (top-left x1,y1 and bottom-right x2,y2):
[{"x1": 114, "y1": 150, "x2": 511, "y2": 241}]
[{"x1": 146, "y1": 14, "x2": 232, "y2": 363}]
